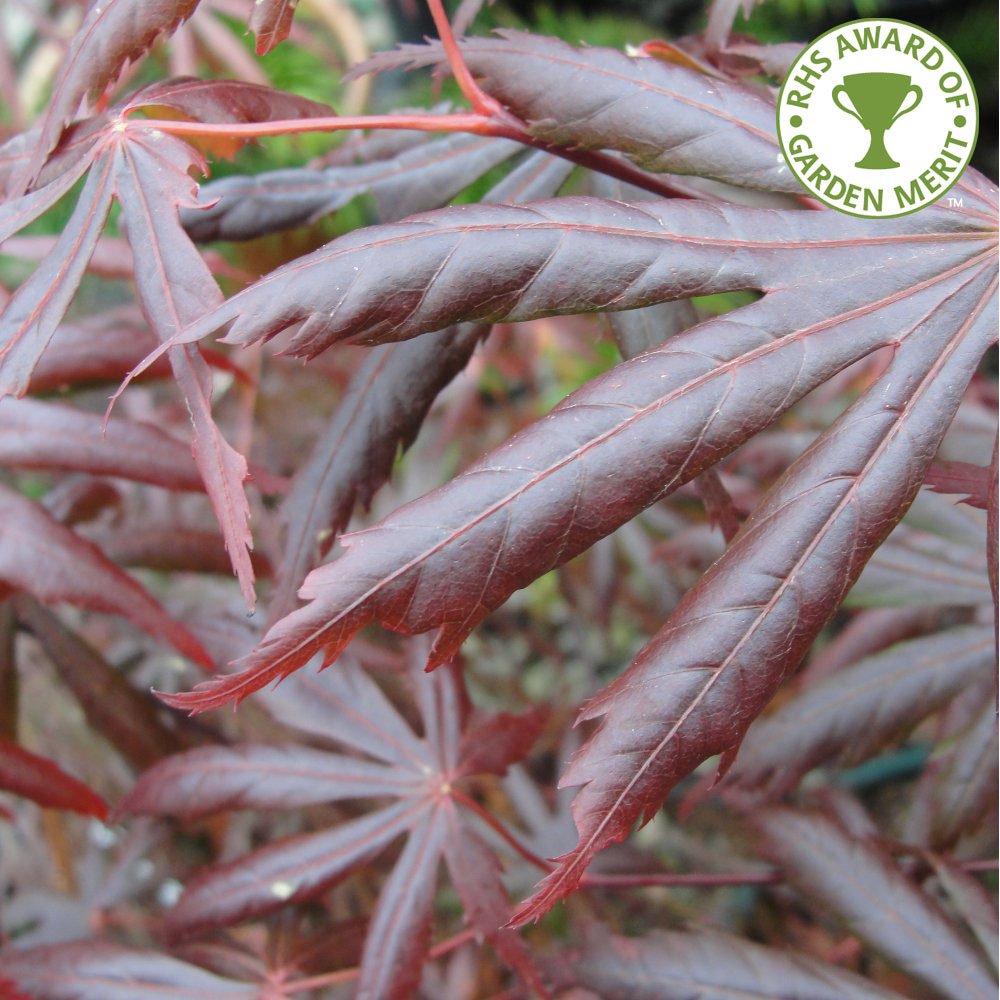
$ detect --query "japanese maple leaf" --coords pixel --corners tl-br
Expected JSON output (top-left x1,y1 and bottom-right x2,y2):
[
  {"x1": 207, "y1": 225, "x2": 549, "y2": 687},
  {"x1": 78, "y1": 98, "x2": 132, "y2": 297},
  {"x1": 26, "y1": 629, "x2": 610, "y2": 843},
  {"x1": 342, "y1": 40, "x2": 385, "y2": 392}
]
[
  {"x1": 120, "y1": 650, "x2": 547, "y2": 999},
  {"x1": 0, "y1": 76, "x2": 332, "y2": 610},
  {"x1": 158, "y1": 23, "x2": 997, "y2": 705},
  {"x1": 137, "y1": 31, "x2": 997, "y2": 923}
]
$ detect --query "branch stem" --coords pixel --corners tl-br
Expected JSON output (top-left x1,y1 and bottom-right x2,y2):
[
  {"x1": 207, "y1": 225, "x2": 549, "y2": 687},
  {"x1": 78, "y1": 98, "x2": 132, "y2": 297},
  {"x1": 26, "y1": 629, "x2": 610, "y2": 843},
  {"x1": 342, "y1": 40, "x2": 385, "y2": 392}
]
[
  {"x1": 281, "y1": 967, "x2": 358, "y2": 993},
  {"x1": 452, "y1": 788, "x2": 553, "y2": 871},
  {"x1": 423, "y1": 0, "x2": 506, "y2": 117},
  {"x1": 133, "y1": 112, "x2": 496, "y2": 139},
  {"x1": 454, "y1": 789, "x2": 786, "y2": 888},
  {"x1": 136, "y1": 110, "x2": 700, "y2": 201},
  {"x1": 498, "y1": 127, "x2": 703, "y2": 199}
]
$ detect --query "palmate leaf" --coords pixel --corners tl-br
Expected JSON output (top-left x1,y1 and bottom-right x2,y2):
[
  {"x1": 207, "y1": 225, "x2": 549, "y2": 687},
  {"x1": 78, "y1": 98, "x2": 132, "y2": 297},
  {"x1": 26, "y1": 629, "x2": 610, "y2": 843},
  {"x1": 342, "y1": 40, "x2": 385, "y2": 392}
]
[
  {"x1": 257, "y1": 653, "x2": 433, "y2": 766},
  {"x1": 161, "y1": 193, "x2": 997, "y2": 711},
  {"x1": 153, "y1": 47, "x2": 996, "y2": 919},
  {"x1": 0, "y1": 79, "x2": 331, "y2": 611},
  {"x1": 755, "y1": 809, "x2": 997, "y2": 1000},
  {"x1": 42, "y1": 24, "x2": 988, "y2": 941},
  {"x1": 16, "y1": 0, "x2": 203, "y2": 194},
  {"x1": 123, "y1": 657, "x2": 545, "y2": 996},
  {"x1": 569, "y1": 926, "x2": 905, "y2": 1000},
  {"x1": 727, "y1": 623, "x2": 995, "y2": 798}
]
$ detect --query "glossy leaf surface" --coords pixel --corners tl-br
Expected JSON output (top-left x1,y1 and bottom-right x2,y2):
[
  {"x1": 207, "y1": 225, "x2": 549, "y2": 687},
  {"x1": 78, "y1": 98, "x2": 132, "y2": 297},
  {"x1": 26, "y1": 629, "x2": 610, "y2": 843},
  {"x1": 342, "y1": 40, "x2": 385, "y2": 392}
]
[
  {"x1": 17, "y1": 0, "x2": 201, "y2": 192},
  {"x1": 0, "y1": 8, "x2": 995, "y2": 995},
  {"x1": 175, "y1": 198, "x2": 992, "y2": 355},
  {"x1": 164, "y1": 194, "x2": 996, "y2": 712},
  {"x1": 1, "y1": 76, "x2": 337, "y2": 608},
  {"x1": 513, "y1": 285, "x2": 995, "y2": 921}
]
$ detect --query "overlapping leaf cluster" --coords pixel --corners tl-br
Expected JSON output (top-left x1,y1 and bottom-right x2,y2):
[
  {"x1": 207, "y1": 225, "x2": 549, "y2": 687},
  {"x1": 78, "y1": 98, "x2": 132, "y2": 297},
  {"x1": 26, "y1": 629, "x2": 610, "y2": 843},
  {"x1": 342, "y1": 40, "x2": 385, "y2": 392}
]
[
  {"x1": 118, "y1": 653, "x2": 547, "y2": 997},
  {"x1": 0, "y1": 0, "x2": 995, "y2": 997}
]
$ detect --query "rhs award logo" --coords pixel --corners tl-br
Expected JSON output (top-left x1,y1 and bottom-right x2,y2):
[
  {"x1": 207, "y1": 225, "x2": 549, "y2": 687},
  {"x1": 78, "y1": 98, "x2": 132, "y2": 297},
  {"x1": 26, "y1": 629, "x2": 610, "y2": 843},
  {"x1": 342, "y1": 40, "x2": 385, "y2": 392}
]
[{"x1": 777, "y1": 19, "x2": 978, "y2": 218}]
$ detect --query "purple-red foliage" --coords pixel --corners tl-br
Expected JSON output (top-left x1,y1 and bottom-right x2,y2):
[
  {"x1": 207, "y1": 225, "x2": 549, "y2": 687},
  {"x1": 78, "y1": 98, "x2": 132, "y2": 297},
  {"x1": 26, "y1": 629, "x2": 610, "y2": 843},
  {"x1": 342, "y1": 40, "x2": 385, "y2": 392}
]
[{"x1": 0, "y1": 0, "x2": 994, "y2": 996}]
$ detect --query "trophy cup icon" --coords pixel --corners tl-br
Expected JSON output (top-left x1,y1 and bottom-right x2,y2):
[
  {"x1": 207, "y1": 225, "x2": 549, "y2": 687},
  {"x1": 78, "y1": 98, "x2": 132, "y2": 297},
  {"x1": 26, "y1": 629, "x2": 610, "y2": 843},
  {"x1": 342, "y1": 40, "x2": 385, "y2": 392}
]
[{"x1": 831, "y1": 73, "x2": 922, "y2": 169}]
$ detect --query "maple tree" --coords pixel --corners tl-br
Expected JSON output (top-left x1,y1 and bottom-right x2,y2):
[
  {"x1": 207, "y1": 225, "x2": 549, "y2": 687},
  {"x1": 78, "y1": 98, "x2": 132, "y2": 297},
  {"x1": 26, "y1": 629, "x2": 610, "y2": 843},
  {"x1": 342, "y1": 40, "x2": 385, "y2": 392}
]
[{"x1": 0, "y1": 0, "x2": 996, "y2": 997}]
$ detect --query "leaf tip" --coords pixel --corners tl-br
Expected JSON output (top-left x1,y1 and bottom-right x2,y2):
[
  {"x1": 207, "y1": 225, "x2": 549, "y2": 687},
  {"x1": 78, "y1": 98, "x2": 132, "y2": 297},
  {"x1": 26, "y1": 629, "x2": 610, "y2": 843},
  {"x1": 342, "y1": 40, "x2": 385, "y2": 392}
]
[
  {"x1": 506, "y1": 860, "x2": 583, "y2": 929},
  {"x1": 153, "y1": 683, "x2": 233, "y2": 716},
  {"x1": 505, "y1": 893, "x2": 552, "y2": 929},
  {"x1": 153, "y1": 650, "x2": 295, "y2": 714}
]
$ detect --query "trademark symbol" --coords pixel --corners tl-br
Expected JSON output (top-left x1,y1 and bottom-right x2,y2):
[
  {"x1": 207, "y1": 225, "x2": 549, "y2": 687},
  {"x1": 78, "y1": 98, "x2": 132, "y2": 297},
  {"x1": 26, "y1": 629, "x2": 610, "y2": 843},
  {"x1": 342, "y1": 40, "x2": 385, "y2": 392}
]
[{"x1": 947, "y1": 196, "x2": 964, "y2": 207}]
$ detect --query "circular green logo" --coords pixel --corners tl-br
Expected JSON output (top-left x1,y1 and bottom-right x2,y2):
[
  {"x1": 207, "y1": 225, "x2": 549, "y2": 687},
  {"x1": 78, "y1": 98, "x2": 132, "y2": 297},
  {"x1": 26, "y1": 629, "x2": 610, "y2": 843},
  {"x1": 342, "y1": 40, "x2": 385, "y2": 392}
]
[{"x1": 777, "y1": 19, "x2": 979, "y2": 218}]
